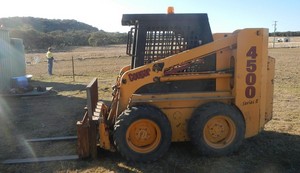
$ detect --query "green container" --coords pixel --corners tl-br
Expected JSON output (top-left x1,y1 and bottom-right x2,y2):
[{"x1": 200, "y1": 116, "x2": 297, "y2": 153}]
[
  {"x1": 0, "y1": 29, "x2": 26, "y2": 93},
  {"x1": 10, "y1": 38, "x2": 26, "y2": 77},
  {"x1": 0, "y1": 29, "x2": 12, "y2": 92}
]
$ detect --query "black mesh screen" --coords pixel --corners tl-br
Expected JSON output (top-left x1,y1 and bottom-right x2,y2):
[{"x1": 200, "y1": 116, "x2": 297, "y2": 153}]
[{"x1": 144, "y1": 30, "x2": 187, "y2": 64}]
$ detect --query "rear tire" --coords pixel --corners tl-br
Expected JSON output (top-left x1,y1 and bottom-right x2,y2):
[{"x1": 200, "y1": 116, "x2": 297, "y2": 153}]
[
  {"x1": 113, "y1": 106, "x2": 171, "y2": 162},
  {"x1": 188, "y1": 102, "x2": 245, "y2": 156}
]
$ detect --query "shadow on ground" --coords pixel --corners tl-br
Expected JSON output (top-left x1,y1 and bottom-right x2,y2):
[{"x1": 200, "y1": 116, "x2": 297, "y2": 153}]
[
  {"x1": 1, "y1": 117, "x2": 299, "y2": 173},
  {"x1": 0, "y1": 80, "x2": 299, "y2": 173},
  {"x1": 0, "y1": 81, "x2": 87, "y2": 163},
  {"x1": 84, "y1": 130, "x2": 299, "y2": 173}
]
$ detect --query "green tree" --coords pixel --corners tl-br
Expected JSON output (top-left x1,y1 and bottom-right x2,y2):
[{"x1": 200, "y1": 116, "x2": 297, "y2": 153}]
[{"x1": 4, "y1": 17, "x2": 128, "y2": 50}]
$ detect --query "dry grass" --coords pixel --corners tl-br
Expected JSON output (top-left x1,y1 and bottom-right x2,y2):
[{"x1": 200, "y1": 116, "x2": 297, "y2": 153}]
[
  {"x1": 266, "y1": 48, "x2": 300, "y2": 135},
  {"x1": 0, "y1": 45, "x2": 299, "y2": 173}
]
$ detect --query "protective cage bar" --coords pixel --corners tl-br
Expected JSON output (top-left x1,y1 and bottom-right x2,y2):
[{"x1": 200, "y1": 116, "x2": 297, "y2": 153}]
[{"x1": 126, "y1": 27, "x2": 135, "y2": 56}]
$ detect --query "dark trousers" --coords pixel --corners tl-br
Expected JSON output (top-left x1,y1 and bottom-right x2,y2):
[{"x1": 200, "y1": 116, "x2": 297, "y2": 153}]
[{"x1": 48, "y1": 58, "x2": 53, "y2": 75}]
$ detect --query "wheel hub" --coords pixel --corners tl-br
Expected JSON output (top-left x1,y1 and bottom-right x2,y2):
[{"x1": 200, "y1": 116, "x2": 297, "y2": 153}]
[
  {"x1": 209, "y1": 123, "x2": 225, "y2": 138},
  {"x1": 135, "y1": 127, "x2": 151, "y2": 141},
  {"x1": 126, "y1": 119, "x2": 161, "y2": 153},
  {"x1": 203, "y1": 115, "x2": 236, "y2": 148}
]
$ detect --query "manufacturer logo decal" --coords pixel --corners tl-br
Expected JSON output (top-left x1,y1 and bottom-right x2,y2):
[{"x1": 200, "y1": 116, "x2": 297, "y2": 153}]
[{"x1": 128, "y1": 68, "x2": 151, "y2": 81}]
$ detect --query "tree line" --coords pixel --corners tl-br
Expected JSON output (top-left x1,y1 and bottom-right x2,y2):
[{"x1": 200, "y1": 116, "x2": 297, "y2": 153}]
[
  {"x1": 0, "y1": 17, "x2": 127, "y2": 51},
  {"x1": 9, "y1": 29, "x2": 127, "y2": 51},
  {"x1": 270, "y1": 31, "x2": 300, "y2": 37}
]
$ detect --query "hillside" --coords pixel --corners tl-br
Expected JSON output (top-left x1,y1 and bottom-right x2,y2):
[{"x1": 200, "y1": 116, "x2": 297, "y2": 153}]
[
  {"x1": 0, "y1": 17, "x2": 98, "y2": 32},
  {"x1": 0, "y1": 17, "x2": 126, "y2": 51}
]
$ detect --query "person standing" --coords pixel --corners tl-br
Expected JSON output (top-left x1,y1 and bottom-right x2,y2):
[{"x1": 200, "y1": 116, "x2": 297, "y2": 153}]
[{"x1": 46, "y1": 47, "x2": 54, "y2": 75}]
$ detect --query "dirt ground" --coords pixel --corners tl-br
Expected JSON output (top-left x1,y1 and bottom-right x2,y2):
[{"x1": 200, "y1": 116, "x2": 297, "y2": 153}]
[{"x1": 0, "y1": 45, "x2": 299, "y2": 173}]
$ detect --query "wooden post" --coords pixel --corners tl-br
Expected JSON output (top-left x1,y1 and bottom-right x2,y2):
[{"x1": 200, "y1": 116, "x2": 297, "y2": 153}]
[
  {"x1": 86, "y1": 78, "x2": 98, "y2": 159},
  {"x1": 72, "y1": 56, "x2": 75, "y2": 82}
]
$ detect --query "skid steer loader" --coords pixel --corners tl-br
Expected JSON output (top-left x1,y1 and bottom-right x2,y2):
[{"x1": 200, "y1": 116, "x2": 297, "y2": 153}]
[{"x1": 77, "y1": 9, "x2": 275, "y2": 162}]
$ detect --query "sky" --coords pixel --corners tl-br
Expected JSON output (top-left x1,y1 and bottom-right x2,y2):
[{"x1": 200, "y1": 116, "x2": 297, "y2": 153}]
[{"x1": 0, "y1": 0, "x2": 299, "y2": 33}]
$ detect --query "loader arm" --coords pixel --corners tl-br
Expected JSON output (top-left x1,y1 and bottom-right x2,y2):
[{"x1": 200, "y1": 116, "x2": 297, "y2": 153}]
[{"x1": 116, "y1": 34, "x2": 237, "y2": 116}]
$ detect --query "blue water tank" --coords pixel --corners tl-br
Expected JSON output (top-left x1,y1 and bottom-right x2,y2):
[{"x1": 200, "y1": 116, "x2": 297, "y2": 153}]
[{"x1": 11, "y1": 76, "x2": 28, "y2": 88}]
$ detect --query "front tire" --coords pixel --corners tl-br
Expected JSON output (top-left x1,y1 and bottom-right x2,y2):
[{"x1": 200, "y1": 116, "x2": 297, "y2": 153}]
[
  {"x1": 113, "y1": 106, "x2": 171, "y2": 162},
  {"x1": 188, "y1": 102, "x2": 245, "y2": 156}
]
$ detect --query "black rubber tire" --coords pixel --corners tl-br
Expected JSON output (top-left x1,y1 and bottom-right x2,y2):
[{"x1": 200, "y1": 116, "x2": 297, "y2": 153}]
[
  {"x1": 188, "y1": 102, "x2": 245, "y2": 156},
  {"x1": 113, "y1": 106, "x2": 172, "y2": 162}
]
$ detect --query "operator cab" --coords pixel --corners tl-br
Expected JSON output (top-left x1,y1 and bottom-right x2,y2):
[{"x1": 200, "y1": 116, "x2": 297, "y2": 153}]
[
  {"x1": 122, "y1": 13, "x2": 215, "y2": 70},
  {"x1": 122, "y1": 13, "x2": 216, "y2": 93}
]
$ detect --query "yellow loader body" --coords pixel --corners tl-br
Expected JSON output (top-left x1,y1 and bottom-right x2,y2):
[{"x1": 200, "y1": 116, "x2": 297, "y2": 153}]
[{"x1": 77, "y1": 13, "x2": 275, "y2": 162}]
